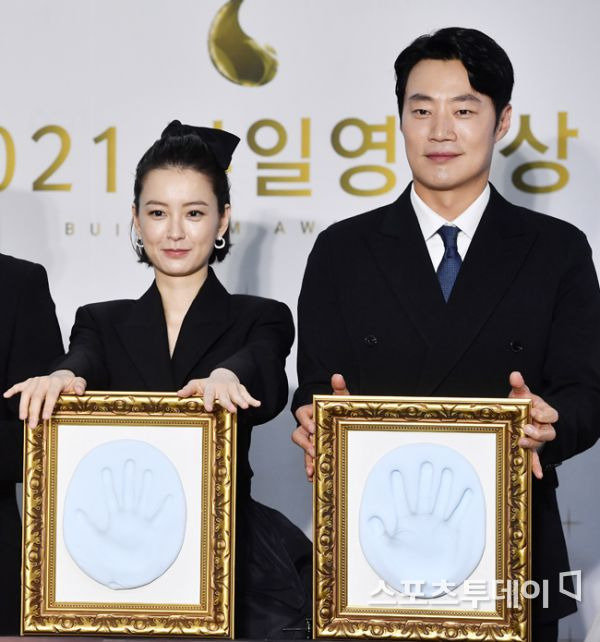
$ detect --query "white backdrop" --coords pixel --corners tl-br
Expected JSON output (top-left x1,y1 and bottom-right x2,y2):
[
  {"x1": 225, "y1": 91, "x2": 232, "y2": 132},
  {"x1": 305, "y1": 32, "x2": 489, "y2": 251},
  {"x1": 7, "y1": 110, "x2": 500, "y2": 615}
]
[{"x1": 1, "y1": 2, "x2": 599, "y2": 638}]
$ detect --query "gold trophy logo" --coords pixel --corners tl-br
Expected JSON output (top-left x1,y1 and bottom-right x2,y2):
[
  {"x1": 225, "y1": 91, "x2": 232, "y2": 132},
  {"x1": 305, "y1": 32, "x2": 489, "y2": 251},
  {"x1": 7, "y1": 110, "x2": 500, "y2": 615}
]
[{"x1": 208, "y1": 0, "x2": 278, "y2": 86}]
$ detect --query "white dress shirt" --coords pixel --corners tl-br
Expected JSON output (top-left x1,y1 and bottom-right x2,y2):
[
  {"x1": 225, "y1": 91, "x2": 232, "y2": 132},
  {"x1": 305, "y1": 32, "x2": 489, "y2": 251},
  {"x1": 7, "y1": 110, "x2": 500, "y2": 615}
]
[{"x1": 410, "y1": 184, "x2": 490, "y2": 270}]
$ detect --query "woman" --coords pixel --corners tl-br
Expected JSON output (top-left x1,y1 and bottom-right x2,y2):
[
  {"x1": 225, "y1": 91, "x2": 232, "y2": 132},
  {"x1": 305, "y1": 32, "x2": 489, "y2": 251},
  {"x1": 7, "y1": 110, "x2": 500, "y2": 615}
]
[{"x1": 5, "y1": 121, "x2": 311, "y2": 639}]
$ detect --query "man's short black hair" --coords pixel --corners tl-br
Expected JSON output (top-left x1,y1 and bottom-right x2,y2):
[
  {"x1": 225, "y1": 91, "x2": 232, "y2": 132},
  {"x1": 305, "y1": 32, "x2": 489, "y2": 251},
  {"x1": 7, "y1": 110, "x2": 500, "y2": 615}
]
[{"x1": 394, "y1": 27, "x2": 514, "y2": 126}]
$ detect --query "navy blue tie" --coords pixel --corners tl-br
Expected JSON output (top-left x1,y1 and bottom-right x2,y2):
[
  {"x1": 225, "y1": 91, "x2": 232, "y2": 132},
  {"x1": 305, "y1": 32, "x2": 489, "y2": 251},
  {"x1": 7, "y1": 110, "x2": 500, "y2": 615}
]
[{"x1": 437, "y1": 225, "x2": 462, "y2": 302}]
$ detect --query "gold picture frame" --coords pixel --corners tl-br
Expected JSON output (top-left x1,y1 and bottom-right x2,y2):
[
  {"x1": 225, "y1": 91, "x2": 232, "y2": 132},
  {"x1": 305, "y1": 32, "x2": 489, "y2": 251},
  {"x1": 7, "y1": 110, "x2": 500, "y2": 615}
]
[
  {"x1": 22, "y1": 392, "x2": 236, "y2": 637},
  {"x1": 313, "y1": 395, "x2": 531, "y2": 641}
]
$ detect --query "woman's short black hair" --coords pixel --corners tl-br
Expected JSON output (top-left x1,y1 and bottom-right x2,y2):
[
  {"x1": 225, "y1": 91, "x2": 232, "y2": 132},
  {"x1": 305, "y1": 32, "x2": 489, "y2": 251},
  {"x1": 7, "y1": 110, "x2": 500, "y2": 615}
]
[
  {"x1": 394, "y1": 27, "x2": 514, "y2": 127},
  {"x1": 132, "y1": 121, "x2": 239, "y2": 265}
]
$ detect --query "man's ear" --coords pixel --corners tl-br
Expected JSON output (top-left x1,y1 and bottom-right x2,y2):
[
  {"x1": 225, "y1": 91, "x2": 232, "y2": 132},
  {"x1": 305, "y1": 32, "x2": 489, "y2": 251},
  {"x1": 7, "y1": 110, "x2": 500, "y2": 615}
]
[{"x1": 495, "y1": 104, "x2": 512, "y2": 143}]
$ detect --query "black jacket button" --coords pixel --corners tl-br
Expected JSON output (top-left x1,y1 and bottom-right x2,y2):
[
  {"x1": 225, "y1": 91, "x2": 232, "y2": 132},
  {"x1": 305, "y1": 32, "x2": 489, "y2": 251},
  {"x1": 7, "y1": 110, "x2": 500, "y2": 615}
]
[
  {"x1": 364, "y1": 335, "x2": 378, "y2": 346},
  {"x1": 510, "y1": 340, "x2": 524, "y2": 353}
]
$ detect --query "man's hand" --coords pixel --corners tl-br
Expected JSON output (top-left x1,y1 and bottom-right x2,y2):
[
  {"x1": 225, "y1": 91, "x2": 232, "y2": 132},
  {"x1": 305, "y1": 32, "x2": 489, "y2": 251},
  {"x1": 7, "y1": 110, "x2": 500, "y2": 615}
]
[
  {"x1": 508, "y1": 371, "x2": 557, "y2": 480},
  {"x1": 292, "y1": 374, "x2": 349, "y2": 482}
]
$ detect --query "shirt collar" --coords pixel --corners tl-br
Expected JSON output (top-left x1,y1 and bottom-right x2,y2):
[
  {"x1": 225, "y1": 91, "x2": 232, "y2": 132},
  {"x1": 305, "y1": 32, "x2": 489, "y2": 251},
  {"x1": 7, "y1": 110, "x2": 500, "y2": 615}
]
[{"x1": 410, "y1": 183, "x2": 490, "y2": 241}]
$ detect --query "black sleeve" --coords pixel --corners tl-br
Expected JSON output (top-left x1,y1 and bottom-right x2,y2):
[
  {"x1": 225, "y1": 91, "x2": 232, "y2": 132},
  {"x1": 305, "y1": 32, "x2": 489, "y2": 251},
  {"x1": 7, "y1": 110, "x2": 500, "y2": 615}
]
[
  {"x1": 539, "y1": 230, "x2": 600, "y2": 466},
  {"x1": 53, "y1": 305, "x2": 110, "y2": 389},
  {"x1": 0, "y1": 264, "x2": 64, "y2": 482},
  {"x1": 292, "y1": 230, "x2": 359, "y2": 414},
  {"x1": 216, "y1": 299, "x2": 294, "y2": 426}
]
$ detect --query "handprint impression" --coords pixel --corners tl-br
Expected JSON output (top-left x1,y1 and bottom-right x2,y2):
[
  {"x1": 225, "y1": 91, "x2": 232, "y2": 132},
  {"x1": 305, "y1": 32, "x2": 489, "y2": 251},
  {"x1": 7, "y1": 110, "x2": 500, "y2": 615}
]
[
  {"x1": 359, "y1": 444, "x2": 486, "y2": 598},
  {"x1": 63, "y1": 440, "x2": 187, "y2": 590}
]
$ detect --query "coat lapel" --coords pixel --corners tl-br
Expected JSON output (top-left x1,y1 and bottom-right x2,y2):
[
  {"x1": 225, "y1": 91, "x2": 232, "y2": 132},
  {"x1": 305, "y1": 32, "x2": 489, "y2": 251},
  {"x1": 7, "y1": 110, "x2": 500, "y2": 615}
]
[
  {"x1": 170, "y1": 268, "x2": 234, "y2": 388},
  {"x1": 115, "y1": 282, "x2": 175, "y2": 391},
  {"x1": 416, "y1": 186, "x2": 539, "y2": 394},
  {"x1": 366, "y1": 186, "x2": 446, "y2": 349}
]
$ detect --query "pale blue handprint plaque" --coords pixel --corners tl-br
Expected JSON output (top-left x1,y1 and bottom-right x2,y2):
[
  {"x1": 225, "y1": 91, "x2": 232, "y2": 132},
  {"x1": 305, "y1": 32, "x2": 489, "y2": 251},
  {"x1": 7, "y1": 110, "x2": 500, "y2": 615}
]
[
  {"x1": 63, "y1": 439, "x2": 187, "y2": 590},
  {"x1": 359, "y1": 443, "x2": 486, "y2": 598},
  {"x1": 313, "y1": 395, "x2": 531, "y2": 639},
  {"x1": 22, "y1": 393, "x2": 236, "y2": 636}
]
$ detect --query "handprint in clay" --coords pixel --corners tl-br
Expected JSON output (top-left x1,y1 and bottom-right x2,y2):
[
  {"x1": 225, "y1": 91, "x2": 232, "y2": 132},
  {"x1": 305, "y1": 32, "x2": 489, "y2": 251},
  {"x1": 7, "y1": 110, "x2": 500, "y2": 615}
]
[
  {"x1": 63, "y1": 440, "x2": 186, "y2": 590},
  {"x1": 359, "y1": 443, "x2": 485, "y2": 598}
]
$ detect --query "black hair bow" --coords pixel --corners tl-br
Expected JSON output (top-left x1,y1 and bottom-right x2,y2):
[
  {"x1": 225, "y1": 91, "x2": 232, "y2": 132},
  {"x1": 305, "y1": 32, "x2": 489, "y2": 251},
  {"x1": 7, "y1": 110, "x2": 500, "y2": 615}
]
[{"x1": 161, "y1": 119, "x2": 240, "y2": 169}]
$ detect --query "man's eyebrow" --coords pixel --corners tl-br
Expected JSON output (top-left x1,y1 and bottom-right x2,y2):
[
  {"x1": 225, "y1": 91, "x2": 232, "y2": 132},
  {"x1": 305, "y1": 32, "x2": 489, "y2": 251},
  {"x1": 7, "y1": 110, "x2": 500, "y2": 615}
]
[
  {"x1": 407, "y1": 93, "x2": 433, "y2": 101},
  {"x1": 451, "y1": 94, "x2": 482, "y2": 103},
  {"x1": 407, "y1": 93, "x2": 482, "y2": 103}
]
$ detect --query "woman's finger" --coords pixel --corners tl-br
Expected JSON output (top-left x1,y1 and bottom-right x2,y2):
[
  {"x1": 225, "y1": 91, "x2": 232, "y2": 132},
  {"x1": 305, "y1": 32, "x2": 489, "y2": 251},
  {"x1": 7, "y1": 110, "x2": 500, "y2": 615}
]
[
  {"x1": 28, "y1": 380, "x2": 48, "y2": 428},
  {"x1": 177, "y1": 381, "x2": 195, "y2": 398},
  {"x1": 72, "y1": 377, "x2": 87, "y2": 395},
  {"x1": 239, "y1": 385, "x2": 261, "y2": 407},
  {"x1": 41, "y1": 377, "x2": 66, "y2": 420},
  {"x1": 217, "y1": 386, "x2": 236, "y2": 413},
  {"x1": 17, "y1": 380, "x2": 36, "y2": 420},
  {"x1": 203, "y1": 382, "x2": 216, "y2": 412},
  {"x1": 3, "y1": 380, "x2": 27, "y2": 399},
  {"x1": 20, "y1": 379, "x2": 42, "y2": 423},
  {"x1": 228, "y1": 384, "x2": 249, "y2": 409}
]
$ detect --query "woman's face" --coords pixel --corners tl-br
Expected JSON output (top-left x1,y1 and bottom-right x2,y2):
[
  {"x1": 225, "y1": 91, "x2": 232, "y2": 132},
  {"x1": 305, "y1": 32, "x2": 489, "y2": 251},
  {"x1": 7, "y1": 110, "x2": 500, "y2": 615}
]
[{"x1": 133, "y1": 167, "x2": 230, "y2": 281}]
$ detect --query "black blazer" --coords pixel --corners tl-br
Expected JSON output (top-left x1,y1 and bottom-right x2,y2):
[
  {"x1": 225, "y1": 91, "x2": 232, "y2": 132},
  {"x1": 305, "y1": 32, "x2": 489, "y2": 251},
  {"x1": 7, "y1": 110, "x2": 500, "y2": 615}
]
[
  {"x1": 57, "y1": 267, "x2": 294, "y2": 495},
  {"x1": 293, "y1": 184, "x2": 600, "y2": 622},
  {"x1": 56, "y1": 270, "x2": 311, "y2": 638},
  {"x1": 0, "y1": 254, "x2": 63, "y2": 635}
]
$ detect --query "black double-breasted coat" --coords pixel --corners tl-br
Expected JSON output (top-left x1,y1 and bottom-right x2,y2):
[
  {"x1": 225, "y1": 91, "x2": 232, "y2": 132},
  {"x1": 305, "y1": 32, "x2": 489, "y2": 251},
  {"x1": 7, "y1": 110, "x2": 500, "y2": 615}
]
[{"x1": 292, "y1": 184, "x2": 600, "y2": 623}]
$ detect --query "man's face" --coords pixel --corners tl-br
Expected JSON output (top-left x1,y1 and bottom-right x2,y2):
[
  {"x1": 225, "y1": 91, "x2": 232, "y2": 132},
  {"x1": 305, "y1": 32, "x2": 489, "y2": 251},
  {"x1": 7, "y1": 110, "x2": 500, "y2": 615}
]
[{"x1": 400, "y1": 59, "x2": 510, "y2": 199}]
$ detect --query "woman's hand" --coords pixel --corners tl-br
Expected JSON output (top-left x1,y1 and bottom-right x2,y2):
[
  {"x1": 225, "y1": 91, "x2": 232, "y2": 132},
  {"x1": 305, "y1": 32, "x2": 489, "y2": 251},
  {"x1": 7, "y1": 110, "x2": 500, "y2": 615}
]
[
  {"x1": 177, "y1": 368, "x2": 261, "y2": 413},
  {"x1": 3, "y1": 370, "x2": 87, "y2": 427}
]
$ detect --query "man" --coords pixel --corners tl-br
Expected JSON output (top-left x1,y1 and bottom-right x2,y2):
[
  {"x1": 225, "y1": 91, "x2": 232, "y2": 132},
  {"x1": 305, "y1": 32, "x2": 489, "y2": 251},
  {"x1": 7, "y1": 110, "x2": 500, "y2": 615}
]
[
  {"x1": 0, "y1": 253, "x2": 63, "y2": 634},
  {"x1": 292, "y1": 27, "x2": 600, "y2": 641}
]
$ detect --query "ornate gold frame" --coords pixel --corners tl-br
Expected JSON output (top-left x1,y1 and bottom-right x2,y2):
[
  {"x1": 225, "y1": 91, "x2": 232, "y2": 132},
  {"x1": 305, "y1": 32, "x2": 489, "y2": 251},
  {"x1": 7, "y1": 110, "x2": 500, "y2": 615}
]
[
  {"x1": 22, "y1": 392, "x2": 236, "y2": 637},
  {"x1": 313, "y1": 395, "x2": 531, "y2": 641}
]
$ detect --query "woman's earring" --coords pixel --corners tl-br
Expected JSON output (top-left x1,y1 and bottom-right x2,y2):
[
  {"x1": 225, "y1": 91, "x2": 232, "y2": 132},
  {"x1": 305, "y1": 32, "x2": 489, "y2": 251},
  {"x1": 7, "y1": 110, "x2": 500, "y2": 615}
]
[
  {"x1": 135, "y1": 237, "x2": 144, "y2": 249},
  {"x1": 214, "y1": 237, "x2": 226, "y2": 249}
]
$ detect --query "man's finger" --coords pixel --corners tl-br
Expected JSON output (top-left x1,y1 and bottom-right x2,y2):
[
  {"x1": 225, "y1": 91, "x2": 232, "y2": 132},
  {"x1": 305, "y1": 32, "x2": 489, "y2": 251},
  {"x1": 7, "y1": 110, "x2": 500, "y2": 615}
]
[
  {"x1": 532, "y1": 452, "x2": 543, "y2": 480},
  {"x1": 519, "y1": 435, "x2": 544, "y2": 450},
  {"x1": 292, "y1": 426, "x2": 315, "y2": 457},
  {"x1": 525, "y1": 422, "x2": 556, "y2": 441},
  {"x1": 531, "y1": 405, "x2": 559, "y2": 425},
  {"x1": 304, "y1": 452, "x2": 314, "y2": 482},
  {"x1": 331, "y1": 373, "x2": 349, "y2": 395},
  {"x1": 295, "y1": 404, "x2": 315, "y2": 434},
  {"x1": 508, "y1": 371, "x2": 531, "y2": 398}
]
